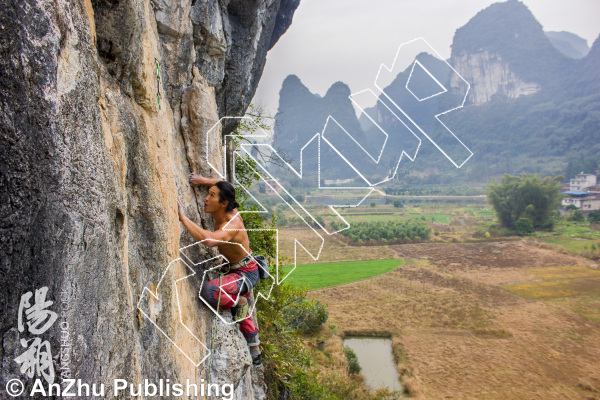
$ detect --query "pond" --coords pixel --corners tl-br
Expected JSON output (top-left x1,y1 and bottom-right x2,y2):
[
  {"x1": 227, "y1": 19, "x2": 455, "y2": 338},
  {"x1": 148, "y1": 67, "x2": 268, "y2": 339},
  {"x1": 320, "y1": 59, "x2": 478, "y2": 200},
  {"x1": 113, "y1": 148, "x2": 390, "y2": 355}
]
[{"x1": 343, "y1": 336, "x2": 403, "y2": 392}]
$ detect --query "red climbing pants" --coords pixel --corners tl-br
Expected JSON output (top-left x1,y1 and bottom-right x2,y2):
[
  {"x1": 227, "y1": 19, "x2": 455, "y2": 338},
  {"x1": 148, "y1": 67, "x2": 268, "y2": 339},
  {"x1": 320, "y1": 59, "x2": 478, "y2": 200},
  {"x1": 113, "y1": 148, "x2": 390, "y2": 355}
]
[{"x1": 200, "y1": 260, "x2": 259, "y2": 343}]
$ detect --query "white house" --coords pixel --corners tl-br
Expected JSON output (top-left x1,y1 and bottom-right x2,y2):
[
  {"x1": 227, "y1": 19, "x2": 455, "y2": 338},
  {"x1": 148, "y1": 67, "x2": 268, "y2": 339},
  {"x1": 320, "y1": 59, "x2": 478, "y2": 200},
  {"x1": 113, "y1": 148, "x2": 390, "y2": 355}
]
[
  {"x1": 569, "y1": 173, "x2": 597, "y2": 191},
  {"x1": 562, "y1": 192, "x2": 600, "y2": 211},
  {"x1": 562, "y1": 173, "x2": 600, "y2": 211}
]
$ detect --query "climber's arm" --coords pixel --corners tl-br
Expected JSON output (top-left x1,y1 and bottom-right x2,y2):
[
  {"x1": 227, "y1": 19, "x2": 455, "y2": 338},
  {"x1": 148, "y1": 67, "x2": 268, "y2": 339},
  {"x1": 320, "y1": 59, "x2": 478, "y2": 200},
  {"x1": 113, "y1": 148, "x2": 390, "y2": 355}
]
[
  {"x1": 177, "y1": 198, "x2": 233, "y2": 246},
  {"x1": 189, "y1": 173, "x2": 220, "y2": 187}
]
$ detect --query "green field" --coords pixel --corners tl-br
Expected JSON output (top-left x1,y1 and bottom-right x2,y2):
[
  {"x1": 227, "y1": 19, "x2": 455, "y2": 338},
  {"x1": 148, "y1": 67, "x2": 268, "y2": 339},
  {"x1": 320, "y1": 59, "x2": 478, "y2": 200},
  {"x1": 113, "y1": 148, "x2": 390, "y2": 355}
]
[
  {"x1": 541, "y1": 238, "x2": 600, "y2": 253},
  {"x1": 535, "y1": 220, "x2": 600, "y2": 253},
  {"x1": 340, "y1": 208, "x2": 452, "y2": 224},
  {"x1": 284, "y1": 259, "x2": 404, "y2": 290}
]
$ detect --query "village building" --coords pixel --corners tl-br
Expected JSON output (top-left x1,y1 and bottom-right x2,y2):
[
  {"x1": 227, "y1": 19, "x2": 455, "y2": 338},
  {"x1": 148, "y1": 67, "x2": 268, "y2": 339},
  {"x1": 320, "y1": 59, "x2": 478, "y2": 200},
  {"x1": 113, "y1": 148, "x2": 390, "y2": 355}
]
[
  {"x1": 562, "y1": 173, "x2": 600, "y2": 211},
  {"x1": 569, "y1": 173, "x2": 597, "y2": 191}
]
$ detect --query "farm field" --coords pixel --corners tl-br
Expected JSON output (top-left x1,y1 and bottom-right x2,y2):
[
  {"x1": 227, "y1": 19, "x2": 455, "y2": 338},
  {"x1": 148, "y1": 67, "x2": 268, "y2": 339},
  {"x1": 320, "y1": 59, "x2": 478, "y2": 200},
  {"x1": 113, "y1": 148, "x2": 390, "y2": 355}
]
[
  {"x1": 311, "y1": 241, "x2": 600, "y2": 400},
  {"x1": 535, "y1": 220, "x2": 600, "y2": 254},
  {"x1": 284, "y1": 259, "x2": 404, "y2": 290},
  {"x1": 276, "y1": 202, "x2": 600, "y2": 399}
]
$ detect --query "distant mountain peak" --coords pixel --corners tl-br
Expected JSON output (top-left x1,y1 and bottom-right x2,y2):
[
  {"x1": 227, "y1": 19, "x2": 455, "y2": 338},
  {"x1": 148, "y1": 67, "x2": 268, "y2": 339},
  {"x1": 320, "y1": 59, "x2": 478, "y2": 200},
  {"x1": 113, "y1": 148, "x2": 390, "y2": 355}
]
[
  {"x1": 587, "y1": 34, "x2": 600, "y2": 61},
  {"x1": 278, "y1": 74, "x2": 319, "y2": 108},
  {"x1": 545, "y1": 31, "x2": 590, "y2": 59},
  {"x1": 281, "y1": 74, "x2": 310, "y2": 92},
  {"x1": 324, "y1": 81, "x2": 351, "y2": 98},
  {"x1": 451, "y1": 0, "x2": 546, "y2": 57},
  {"x1": 450, "y1": 0, "x2": 572, "y2": 90}
]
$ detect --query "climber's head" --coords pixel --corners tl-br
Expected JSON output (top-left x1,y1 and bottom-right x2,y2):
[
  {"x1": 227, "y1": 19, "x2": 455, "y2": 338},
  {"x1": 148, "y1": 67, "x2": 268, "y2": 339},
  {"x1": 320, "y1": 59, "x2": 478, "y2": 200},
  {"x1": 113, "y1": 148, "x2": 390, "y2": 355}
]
[{"x1": 204, "y1": 181, "x2": 239, "y2": 214}]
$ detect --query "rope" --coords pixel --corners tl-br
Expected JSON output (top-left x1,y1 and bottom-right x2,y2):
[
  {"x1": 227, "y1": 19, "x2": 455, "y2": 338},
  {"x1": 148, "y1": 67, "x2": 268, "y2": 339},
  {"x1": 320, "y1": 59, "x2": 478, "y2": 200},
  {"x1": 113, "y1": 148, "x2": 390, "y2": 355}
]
[{"x1": 207, "y1": 272, "x2": 223, "y2": 385}]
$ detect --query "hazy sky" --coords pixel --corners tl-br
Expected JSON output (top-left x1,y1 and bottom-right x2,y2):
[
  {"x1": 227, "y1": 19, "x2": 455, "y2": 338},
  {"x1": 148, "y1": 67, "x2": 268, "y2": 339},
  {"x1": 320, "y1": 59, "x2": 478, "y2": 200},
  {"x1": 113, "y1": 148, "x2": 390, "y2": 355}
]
[{"x1": 252, "y1": 0, "x2": 600, "y2": 115}]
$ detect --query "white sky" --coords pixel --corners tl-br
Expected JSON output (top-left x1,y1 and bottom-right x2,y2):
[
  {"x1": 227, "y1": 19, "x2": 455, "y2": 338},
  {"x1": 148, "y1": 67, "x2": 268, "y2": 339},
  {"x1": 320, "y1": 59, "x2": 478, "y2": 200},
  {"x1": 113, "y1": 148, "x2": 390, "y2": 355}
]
[{"x1": 252, "y1": 0, "x2": 600, "y2": 115}]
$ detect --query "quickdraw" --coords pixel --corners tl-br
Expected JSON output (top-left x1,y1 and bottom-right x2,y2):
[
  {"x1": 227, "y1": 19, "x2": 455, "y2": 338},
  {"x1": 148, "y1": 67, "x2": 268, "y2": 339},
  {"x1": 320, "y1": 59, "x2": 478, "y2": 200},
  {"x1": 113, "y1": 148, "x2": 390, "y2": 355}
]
[{"x1": 155, "y1": 58, "x2": 161, "y2": 110}]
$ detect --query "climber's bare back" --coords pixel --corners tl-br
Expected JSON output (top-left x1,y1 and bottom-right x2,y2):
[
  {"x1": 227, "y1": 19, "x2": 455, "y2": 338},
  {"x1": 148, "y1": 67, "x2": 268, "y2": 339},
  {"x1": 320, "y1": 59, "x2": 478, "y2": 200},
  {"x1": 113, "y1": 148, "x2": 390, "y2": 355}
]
[{"x1": 212, "y1": 212, "x2": 251, "y2": 264}]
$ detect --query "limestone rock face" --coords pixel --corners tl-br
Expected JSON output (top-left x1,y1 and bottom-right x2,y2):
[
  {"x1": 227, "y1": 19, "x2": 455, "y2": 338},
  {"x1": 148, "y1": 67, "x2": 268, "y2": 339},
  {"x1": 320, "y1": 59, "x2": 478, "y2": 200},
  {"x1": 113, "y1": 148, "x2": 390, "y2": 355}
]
[
  {"x1": 0, "y1": 0, "x2": 298, "y2": 398},
  {"x1": 451, "y1": 51, "x2": 540, "y2": 105}
]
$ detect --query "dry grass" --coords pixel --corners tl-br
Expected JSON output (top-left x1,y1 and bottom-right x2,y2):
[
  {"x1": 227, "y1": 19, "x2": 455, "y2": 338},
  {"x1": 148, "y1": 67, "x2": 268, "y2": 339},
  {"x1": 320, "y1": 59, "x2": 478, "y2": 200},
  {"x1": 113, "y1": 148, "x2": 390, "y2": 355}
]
[
  {"x1": 401, "y1": 375, "x2": 422, "y2": 398},
  {"x1": 550, "y1": 296, "x2": 600, "y2": 323},
  {"x1": 311, "y1": 241, "x2": 600, "y2": 400},
  {"x1": 501, "y1": 277, "x2": 600, "y2": 299},
  {"x1": 529, "y1": 265, "x2": 600, "y2": 281}
]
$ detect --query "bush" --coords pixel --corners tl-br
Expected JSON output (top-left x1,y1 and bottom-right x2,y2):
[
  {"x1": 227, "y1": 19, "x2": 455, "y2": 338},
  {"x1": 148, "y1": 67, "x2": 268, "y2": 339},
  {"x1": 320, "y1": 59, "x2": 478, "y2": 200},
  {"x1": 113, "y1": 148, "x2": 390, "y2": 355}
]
[
  {"x1": 343, "y1": 346, "x2": 361, "y2": 374},
  {"x1": 588, "y1": 210, "x2": 600, "y2": 223},
  {"x1": 370, "y1": 202, "x2": 376, "y2": 208},
  {"x1": 541, "y1": 217, "x2": 556, "y2": 230},
  {"x1": 568, "y1": 209, "x2": 585, "y2": 221},
  {"x1": 276, "y1": 214, "x2": 288, "y2": 226},
  {"x1": 393, "y1": 200, "x2": 403, "y2": 208},
  {"x1": 514, "y1": 217, "x2": 534, "y2": 235},
  {"x1": 488, "y1": 225, "x2": 513, "y2": 237},
  {"x1": 283, "y1": 298, "x2": 328, "y2": 335},
  {"x1": 338, "y1": 219, "x2": 430, "y2": 243},
  {"x1": 257, "y1": 280, "x2": 330, "y2": 399}
]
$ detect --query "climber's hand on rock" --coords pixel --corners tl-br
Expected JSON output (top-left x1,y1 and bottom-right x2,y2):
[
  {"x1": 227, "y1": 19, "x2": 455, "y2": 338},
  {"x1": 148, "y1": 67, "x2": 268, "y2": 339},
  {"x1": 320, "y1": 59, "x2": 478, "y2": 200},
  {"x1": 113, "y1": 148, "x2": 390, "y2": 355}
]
[
  {"x1": 189, "y1": 173, "x2": 204, "y2": 187},
  {"x1": 177, "y1": 197, "x2": 186, "y2": 222}
]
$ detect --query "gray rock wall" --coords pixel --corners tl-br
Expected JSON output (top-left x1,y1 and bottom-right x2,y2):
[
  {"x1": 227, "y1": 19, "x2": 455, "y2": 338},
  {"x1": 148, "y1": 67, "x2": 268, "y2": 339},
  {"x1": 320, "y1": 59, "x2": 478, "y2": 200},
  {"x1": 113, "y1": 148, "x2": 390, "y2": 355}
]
[{"x1": 0, "y1": 0, "x2": 298, "y2": 398}]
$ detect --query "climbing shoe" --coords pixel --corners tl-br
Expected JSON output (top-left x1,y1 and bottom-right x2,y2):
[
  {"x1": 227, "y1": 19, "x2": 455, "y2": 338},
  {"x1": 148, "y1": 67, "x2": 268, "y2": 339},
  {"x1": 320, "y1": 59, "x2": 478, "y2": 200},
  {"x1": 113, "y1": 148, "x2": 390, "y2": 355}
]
[
  {"x1": 233, "y1": 297, "x2": 250, "y2": 322},
  {"x1": 252, "y1": 352, "x2": 262, "y2": 366}
]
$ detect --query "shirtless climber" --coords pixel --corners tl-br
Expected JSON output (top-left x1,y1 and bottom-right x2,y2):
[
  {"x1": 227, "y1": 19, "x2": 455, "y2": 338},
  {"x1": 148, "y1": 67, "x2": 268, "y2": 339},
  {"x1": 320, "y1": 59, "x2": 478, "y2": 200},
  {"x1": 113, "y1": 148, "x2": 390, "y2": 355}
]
[{"x1": 177, "y1": 174, "x2": 262, "y2": 366}]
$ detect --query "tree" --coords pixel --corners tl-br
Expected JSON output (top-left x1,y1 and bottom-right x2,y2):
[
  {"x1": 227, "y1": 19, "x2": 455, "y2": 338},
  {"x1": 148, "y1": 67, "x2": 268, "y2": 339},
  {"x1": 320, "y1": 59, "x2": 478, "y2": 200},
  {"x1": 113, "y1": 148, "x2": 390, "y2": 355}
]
[
  {"x1": 486, "y1": 173, "x2": 563, "y2": 230},
  {"x1": 370, "y1": 202, "x2": 376, "y2": 208},
  {"x1": 393, "y1": 200, "x2": 403, "y2": 208}
]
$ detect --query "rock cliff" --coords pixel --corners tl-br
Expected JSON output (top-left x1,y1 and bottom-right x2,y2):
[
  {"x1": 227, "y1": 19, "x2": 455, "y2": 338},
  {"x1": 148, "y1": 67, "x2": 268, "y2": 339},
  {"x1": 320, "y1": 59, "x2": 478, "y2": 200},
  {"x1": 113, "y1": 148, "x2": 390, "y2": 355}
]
[
  {"x1": 450, "y1": 51, "x2": 540, "y2": 104},
  {"x1": 449, "y1": 0, "x2": 568, "y2": 105},
  {"x1": 0, "y1": 0, "x2": 298, "y2": 398}
]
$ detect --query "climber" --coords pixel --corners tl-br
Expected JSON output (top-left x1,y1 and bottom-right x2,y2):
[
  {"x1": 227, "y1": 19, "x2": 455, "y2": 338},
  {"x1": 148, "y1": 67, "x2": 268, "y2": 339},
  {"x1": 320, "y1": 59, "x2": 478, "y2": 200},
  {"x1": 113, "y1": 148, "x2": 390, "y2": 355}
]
[{"x1": 177, "y1": 175, "x2": 262, "y2": 366}]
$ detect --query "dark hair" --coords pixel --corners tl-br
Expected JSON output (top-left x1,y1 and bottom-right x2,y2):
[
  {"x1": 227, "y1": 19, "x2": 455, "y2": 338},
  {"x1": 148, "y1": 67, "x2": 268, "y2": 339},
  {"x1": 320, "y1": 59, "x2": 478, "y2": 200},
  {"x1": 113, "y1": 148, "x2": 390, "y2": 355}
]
[{"x1": 214, "y1": 181, "x2": 239, "y2": 212}]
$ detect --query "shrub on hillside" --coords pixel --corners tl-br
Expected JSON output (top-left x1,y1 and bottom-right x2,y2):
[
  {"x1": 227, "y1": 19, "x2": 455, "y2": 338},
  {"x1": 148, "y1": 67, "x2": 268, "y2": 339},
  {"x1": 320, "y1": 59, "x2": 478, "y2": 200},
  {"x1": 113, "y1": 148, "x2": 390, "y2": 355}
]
[
  {"x1": 343, "y1": 346, "x2": 361, "y2": 374},
  {"x1": 568, "y1": 209, "x2": 585, "y2": 222},
  {"x1": 588, "y1": 210, "x2": 600, "y2": 223},
  {"x1": 514, "y1": 217, "x2": 534, "y2": 235},
  {"x1": 283, "y1": 298, "x2": 328, "y2": 335}
]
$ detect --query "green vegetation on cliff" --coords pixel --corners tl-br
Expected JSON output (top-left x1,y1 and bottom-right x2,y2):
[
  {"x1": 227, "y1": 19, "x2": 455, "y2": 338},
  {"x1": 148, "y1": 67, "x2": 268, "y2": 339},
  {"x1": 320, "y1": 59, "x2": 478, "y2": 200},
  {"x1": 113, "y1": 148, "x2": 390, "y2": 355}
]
[{"x1": 236, "y1": 118, "x2": 398, "y2": 399}]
